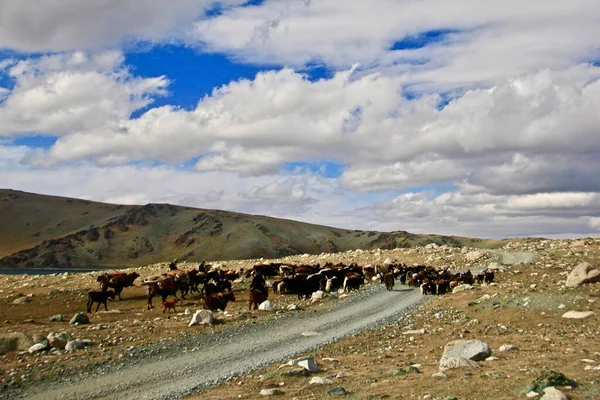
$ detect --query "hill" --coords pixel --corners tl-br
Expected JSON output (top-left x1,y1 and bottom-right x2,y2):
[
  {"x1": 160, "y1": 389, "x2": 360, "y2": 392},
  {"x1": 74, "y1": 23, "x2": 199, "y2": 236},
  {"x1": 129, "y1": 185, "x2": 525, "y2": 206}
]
[{"x1": 0, "y1": 189, "x2": 506, "y2": 269}]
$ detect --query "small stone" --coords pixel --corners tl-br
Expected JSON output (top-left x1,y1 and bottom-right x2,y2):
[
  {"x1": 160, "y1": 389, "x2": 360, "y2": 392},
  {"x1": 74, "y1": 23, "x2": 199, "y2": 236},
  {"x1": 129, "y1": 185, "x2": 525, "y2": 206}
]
[
  {"x1": 309, "y1": 377, "x2": 333, "y2": 385},
  {"x1": 526, "y1": 391, "x2": 540, "y2": 398},
  {"x1": 259, "y1": 388, "x2": 284, "y2": 396},
  {"x1": 69, "y1": 313, "x2": 89, "y2": 325},
  {"x1": 49, "y1": 314, "x2": 63, "y2": 322},
  {"x1": 431, "y1": 372, "x2": 448, "y2": 379},
  {"x1": 327, "y1": 387, "x2": 347, "y2": 396},
  {"x1": 562, "y1": 311, "x2": 594, "y2": 319},
  {"x1": 499, "y1": 344, "x2": 519, "y2": 352}
]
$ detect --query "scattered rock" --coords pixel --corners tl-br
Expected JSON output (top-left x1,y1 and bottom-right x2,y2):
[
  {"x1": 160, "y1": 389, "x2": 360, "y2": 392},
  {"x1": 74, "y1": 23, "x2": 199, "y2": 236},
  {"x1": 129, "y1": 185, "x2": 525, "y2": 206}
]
[
  {"x1": 259, "y1": 388, "x2": 284, "y2": 396},
  {"x1": 452, "y1": 284, "x2": 473, "y2": 293},
  {"x1": 12, "y1": 296, "x2": 31, "y2": 305},
  {"x1": 297, "y1": 356, "x2": 319, "y2": 373},
  {"x1": 565, "y1": 262, "x2": 600, "y2": 287},
  {"x1": 525, "y1": 370, "x2": 577, "y2": 393},
  {"x1": 499, "y1": 344, "x2": 519, "y2": 352},
  {"x1": 69, "y1": 313, "x2": 89, "y2": 325},
  {"x1": 28, "y1": 341, "x2": 50, "y2": 353},
  {"x1": 65, "y1": 339, "x2": 92, "y2": 351},
  {"x1": 309, "y1": 377, "x2": 333, "y2": 385},
  {"x1": 327, "y1": 387, "x2": 347, "y2": 396},
  {"x1": 189, "y1": 310, "x2": 214, "y2": 326},
  {"x1": 561, "y1": 311, "x2": 595, "y2": 319},
  {"x1": 540, "y1": 387, "x2": 567, "y2": 400},
  {"x1": 439, "y1": 339, "x2": 492, "y2": 371},
  {"x1": 431, "y1": 372, "x2": 448, "y2": 379},
  {"x1": 49, "y1": 314, "x2": 63, "y2": 322},
  {"x1": 258, "y1": 300, "x2": 275, "y2": 312}
]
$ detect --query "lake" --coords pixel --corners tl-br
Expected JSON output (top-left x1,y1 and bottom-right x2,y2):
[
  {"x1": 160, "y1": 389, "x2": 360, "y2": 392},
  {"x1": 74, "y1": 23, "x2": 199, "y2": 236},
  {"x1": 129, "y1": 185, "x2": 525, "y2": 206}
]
[{"x1": 0, "y1": 268, "x2": 103, "y2": 275}]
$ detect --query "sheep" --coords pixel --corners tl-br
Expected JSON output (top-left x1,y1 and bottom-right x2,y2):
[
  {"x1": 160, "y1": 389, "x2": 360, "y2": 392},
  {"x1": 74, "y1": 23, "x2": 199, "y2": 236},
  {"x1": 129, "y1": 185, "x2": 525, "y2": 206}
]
[{"x1": 87, "y1": 289, "x2": 116, "y2": 313}]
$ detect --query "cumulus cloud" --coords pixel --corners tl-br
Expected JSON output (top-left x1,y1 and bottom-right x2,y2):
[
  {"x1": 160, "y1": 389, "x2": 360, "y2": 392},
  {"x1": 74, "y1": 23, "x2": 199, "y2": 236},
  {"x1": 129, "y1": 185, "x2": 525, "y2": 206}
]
[
  {"x1": 192, "y1": 0, "x2": 600, "y2": 87},
  {"x1": 0, "y1": 51, "x2": 168, "y2": 137},
  {"x1": 0, "y1": 0, "x2": 250, "y2": 52}
]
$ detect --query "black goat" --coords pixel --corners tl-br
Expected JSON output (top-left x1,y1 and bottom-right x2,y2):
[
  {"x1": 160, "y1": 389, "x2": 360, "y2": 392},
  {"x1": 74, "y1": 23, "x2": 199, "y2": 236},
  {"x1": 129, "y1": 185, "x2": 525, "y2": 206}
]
[{"x1": 87, "y1": 289, "x2": 116, "y2": 313}]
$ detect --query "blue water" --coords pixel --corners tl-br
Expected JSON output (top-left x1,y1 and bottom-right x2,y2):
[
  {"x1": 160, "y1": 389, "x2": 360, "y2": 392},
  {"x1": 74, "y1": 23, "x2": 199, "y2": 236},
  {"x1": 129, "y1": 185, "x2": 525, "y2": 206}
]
[{"x1": 0, "y1": 268, "x2": 103, "y2": 275}]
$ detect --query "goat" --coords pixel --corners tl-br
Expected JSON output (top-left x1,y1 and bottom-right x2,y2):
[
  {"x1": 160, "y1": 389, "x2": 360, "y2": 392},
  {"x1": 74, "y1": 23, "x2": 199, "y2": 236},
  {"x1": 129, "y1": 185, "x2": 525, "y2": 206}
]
[
  {"x1": 97, "y1": 272, "x2": 140, "y2": 300},
  {"x1": 87, "y1": 289, "x2": 116, "y2": 313},
  {"x1": 248, "y1": 289, "x2": 267, "y2": 311},
  {"x1": 162, "y1": 298, "x2": 178, "y2": 313},
  {"x1": 202, "y1": 291, "x2": 236, "y2": 311},
  {"x1": 383, "y1": 272, "x2": 395, "y2": 291}
]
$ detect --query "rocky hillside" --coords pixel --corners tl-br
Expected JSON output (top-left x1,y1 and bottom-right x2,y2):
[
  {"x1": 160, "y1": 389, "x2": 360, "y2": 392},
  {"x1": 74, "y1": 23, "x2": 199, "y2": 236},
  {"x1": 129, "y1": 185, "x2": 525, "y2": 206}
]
[{"x1": 0, "y1": 189, "x2": 506, "y2": 269}]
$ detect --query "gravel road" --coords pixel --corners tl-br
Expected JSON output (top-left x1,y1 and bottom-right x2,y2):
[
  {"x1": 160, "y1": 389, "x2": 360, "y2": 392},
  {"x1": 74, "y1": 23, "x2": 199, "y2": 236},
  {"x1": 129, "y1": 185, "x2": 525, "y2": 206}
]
[{"x1": 15, "y1": 285, "x2": 422, "y2": 400}]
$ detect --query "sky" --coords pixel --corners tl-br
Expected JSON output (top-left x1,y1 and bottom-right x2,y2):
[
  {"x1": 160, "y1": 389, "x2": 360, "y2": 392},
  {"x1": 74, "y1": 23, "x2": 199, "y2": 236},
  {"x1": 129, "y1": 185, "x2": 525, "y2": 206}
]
[{"x1": 1, "y1": 0, "x2": 600, "y2": 240}]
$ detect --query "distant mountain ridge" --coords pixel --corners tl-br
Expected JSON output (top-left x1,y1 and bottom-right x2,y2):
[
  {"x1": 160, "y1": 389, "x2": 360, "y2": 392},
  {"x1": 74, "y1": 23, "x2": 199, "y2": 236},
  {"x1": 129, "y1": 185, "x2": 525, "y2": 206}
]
[{"x1": 0, "y1": 189, "x2": 505, "y2": 269}]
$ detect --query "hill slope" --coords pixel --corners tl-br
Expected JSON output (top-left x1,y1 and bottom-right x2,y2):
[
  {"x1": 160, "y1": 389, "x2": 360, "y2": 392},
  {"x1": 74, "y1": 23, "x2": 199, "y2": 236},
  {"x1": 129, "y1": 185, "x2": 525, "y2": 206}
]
[{"x1": 0, "y1": 189, "x2": 504, "y2": 269}]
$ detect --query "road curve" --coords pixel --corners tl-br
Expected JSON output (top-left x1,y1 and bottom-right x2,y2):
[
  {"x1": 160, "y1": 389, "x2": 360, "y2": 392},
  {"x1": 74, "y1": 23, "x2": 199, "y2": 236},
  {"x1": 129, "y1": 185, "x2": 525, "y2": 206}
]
[{"x1": 17, "y1": 286, "x2": 422, "y2": 400}]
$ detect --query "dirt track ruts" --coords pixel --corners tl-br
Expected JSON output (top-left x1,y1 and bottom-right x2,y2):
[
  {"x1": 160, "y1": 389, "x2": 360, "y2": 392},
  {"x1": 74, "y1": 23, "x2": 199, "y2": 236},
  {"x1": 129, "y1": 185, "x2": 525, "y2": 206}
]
[{"x1": 15, "y1": 285, "x2": 422, "y2": 400}]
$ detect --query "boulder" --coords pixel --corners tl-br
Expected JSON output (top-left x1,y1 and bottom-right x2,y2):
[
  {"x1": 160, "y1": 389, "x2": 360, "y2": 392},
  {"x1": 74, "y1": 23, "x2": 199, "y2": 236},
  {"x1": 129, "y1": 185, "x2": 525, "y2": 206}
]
[
  {"x1": 452, "y1": 284, "x2": 474, "y2": 293},
  {"x1": 540, "y1": 387, "x2": 567, "y2": 400},
  {"x1": 0, "y1": 332, "x2": 33, "y2": 355},
  {"x1": 565, "y1": 262, "x2": 600, "y2": 287},
  {"x1": 69, "y1": 313, "x2": 89, "y2": 325},
  {"x1": 311, "y1": 291, "x2": 325, "y2": 300},
  {"x1": 189, "y1": 310, "x2": 215, "y2": 326},
  {"x1": 296, "y1": 356, "x2": 319, "y2": 373},
  {"x1": 28, "y1": 341, "x2": 50, "y2": 353},
  {"x1": 12, "y1": 296, "x2": 31, "y2": 304},
  {"x1": 65, "y1": 339, "x2": 92, "y2": 351},
  {"x1": 258, "y1": 300, "x2": 275, "y2": 312},
  {"x1": 439, "y1": 339, "x2": 492, "y2": 371}
]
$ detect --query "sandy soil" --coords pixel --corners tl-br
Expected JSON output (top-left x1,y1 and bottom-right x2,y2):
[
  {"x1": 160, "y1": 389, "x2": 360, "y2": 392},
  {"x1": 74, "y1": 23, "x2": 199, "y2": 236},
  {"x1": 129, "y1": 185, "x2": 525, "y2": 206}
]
[{"x1": 1, "y1": 238, "x2": 599, "y2": 399}]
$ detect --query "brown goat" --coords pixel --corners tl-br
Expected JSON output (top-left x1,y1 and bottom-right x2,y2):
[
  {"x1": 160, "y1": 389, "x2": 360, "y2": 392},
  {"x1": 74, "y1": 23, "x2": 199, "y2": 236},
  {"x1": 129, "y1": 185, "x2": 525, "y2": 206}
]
[
  {"x1": 87, "y1": 289, "x2": 116, "y2": 313},
  {"x1": 248, "y1": 289, "x2": 267, "y2": 311},
  {"x1": 202, "y1": 291, "x2": 235, "y2": 311}
]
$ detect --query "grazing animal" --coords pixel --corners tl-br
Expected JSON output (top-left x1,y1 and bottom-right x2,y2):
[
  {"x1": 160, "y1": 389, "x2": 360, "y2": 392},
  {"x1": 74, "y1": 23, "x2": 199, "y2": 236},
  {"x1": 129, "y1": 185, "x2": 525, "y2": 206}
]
[
  {"x1": 162, "y1": 298, "x2": 178, "y2": 313},
  {"x1": 143, "y1": 275, "x2": 179, "y2": 310},
  {"x1": 87, "y1": 289, "x2": 116, "y2": 313},
  {"x1": 383, "y1": 272, "x2": 395, "y2": 291},
  {"x1": 97, "y1": 272, "x2": 140, "y2": 300},
  {"x1": 248, "y1": 289, "x2": 267, "y2": 310},
  {"x1": 343, "y1": 273, "x2": 364, "y2": 292},
  {"x1": 202, "y1": 291, "x2": 236, "y2": 311}
]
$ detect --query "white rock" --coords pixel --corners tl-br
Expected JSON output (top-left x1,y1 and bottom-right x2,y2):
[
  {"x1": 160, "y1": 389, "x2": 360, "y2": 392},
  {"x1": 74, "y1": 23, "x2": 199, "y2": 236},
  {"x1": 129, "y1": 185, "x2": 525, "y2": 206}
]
[
  {"x1": 540, "y1": 387, "x2": 567, "y2": 400},
  {"x1": 526, "y1": 391, "x2": 540, "y2": 398},
  {"x1": 452, "y1": 284, "x2": 474, "y2": 293},
  {"x1": 311, "y1": 290, "x2": 325, "y2": 300},
  {"x1": 499, "y1": 344, "x2": 519, "y2": 352},
  {"x1": 403, "y1": 329, "x2": 426, "y2": 335},
  {"x1": 309, "y1": 377, "x2": 333, "y2": 385},
  {"x1": 562, "y1": 311, "x2": 595, "y2": 319},
  {"x1": 439, "y1": 339, "x2": 492, "y2": 371},
  {"x1": 258, "y1": 300, "x2": 275, "y2": 312},
  {"x1": 466, "y1": 251, "x2": 483, "y2": 261},
  {"x1": 297, "y1": 357, "x2": 319, "y2": 373},
  {"x1": 188, "y1": 310, "x2": 214, "y2": 326},
  {"x1": 259, "y1": 388, "x2": 283, "y2": 396},
  {"x1": 286, "y1": 304, "x2": 300, "y2": 311}
]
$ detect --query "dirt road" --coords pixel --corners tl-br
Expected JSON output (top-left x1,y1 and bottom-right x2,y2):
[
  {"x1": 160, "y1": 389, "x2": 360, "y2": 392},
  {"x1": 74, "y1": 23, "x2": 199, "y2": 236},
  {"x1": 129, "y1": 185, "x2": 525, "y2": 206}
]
[{"x1": 15, "y1": 286, "x2": 422, "y2": 400}]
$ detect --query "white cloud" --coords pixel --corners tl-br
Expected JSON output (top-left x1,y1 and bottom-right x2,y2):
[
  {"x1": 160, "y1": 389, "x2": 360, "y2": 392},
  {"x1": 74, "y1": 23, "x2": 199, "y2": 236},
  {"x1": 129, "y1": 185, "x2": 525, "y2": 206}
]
[
  {"x1": 0, "y1": 0, "x2": 250, "y2": 52},
  {"x1": 0, "y1": 51, "x2": 168, "y2": 137},
  {"x1": 192, "y1": 0, "x2": 600, "y2": 87}
]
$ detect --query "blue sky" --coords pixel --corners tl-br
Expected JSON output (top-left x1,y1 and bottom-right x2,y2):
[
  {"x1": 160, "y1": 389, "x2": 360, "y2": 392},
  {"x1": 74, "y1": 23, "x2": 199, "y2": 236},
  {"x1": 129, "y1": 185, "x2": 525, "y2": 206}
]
[{"x1": 1, "y1": 0, "x2": 600, "y2": 239}]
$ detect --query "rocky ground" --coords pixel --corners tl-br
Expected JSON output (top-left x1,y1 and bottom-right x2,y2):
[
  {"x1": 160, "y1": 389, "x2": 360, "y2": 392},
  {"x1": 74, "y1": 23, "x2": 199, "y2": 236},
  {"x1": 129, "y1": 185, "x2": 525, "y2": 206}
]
[{"x1": 0, "y1": 237, "x2": 599, "y2": 399}]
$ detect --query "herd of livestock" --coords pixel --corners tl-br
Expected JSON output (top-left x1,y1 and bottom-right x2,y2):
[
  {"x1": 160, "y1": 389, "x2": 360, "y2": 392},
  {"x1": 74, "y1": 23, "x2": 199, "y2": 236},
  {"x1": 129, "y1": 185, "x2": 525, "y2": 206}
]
[{"x1": 87, "y1": 259, "x2": 495, "y2": 313}]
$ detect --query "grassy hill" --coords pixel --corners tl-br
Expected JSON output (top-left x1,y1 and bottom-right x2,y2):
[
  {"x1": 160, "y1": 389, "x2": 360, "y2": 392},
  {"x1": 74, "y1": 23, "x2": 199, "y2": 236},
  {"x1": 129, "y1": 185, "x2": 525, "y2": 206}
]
[{"x1": 0, "y1": 189, "x2": 507, "y2": 269}]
